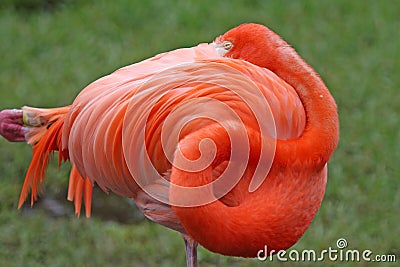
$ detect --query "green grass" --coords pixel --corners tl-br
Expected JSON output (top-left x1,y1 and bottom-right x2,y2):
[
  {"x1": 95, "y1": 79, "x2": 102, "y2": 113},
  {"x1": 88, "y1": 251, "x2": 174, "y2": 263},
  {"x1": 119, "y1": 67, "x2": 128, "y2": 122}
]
[{"x1": 0, "y1": 0, "x2": 399, "y2": 266}]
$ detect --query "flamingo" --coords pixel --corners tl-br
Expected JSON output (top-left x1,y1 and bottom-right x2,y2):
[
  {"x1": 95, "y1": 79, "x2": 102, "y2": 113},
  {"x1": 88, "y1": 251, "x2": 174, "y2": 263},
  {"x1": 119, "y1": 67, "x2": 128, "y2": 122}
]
[{"x1": 0, "y1": 23, "x2": 339, "y2": 266}]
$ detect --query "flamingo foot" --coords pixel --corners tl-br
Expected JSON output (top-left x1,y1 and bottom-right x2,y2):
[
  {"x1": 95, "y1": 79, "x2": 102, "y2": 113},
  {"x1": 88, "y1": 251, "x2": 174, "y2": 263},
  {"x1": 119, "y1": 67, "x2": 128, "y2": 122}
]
[{"x1": 0, "y1": 109, "x2": 27, "y2": 142}]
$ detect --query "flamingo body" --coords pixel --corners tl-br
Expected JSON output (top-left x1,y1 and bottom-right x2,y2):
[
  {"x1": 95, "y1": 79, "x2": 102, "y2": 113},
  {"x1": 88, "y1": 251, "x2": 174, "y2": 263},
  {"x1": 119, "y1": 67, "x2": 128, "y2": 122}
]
[{"x1": 2, "y1": 23, "x2": 338, "y2": 263}]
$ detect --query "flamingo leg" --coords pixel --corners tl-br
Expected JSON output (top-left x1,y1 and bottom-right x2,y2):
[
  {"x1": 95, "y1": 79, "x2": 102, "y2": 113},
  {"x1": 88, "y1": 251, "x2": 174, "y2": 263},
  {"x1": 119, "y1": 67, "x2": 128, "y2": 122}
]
[{"x1": 182, "y1": 234, "x2": 198, "y2": 267}]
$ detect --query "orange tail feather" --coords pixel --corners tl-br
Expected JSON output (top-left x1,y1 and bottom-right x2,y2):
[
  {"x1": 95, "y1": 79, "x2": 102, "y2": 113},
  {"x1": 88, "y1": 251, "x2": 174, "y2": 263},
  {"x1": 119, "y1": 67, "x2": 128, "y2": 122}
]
[
  {"x1": 18, "y1": 106, "x2": 93, "y2": 217},
  {"x1": 67, "y1": 165, "x2": 93, "y2": 217}
]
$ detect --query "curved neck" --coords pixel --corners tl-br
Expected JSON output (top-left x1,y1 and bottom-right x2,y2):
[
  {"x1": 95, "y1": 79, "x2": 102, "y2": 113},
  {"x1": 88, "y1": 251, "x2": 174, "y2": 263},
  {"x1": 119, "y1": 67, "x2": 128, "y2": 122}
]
[{"x1": 271, "y1": 47, "x2": 339, "y2": 170}]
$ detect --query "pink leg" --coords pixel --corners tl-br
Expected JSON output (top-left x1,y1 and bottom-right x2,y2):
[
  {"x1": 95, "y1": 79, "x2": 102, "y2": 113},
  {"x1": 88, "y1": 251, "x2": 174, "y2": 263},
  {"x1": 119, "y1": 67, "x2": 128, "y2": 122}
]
[
  {"x1": 0, "y1": 109, "x2": 27, "y2": 142},
  {"x1": 182, "y1": 234, "x2": 198, "y2": 267}
]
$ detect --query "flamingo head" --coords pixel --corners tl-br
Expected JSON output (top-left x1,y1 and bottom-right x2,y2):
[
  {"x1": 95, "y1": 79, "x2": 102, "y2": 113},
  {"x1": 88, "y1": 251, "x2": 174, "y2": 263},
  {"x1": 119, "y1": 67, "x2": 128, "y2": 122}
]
[{"x1": 214, "y1": 23, "x2": 287, "y2": 72}]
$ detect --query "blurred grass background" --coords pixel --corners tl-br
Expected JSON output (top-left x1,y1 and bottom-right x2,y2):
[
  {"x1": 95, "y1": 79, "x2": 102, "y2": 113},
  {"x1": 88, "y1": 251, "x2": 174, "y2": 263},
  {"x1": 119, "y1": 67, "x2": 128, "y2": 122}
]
[{"x1": 0, "y1": 0, "x2": 399, "y2": 266}]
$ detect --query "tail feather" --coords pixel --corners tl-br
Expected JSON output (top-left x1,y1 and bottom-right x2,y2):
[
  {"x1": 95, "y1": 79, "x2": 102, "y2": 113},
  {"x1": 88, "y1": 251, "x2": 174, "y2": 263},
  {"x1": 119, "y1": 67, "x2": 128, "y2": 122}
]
[
  {"x1": 18, "y1": 106, "x2": 93, "y2": 217},
  {"x1": 22, "y1": 106, "x2": 71, "y2": 147},
  {"x1": 67, "y1": 165, "x2": 93, "y2": 217}
]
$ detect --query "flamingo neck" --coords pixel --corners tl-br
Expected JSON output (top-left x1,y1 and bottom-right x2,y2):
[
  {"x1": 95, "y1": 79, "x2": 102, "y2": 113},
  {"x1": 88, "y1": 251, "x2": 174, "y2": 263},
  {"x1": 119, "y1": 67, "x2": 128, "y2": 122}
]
[{"x1": 271, "y1": 49, "x2": 339, "y2": 170}]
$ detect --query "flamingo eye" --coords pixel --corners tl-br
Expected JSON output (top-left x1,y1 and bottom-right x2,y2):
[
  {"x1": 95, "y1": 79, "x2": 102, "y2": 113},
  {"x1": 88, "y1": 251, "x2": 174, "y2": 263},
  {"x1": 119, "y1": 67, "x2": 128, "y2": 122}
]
[
  {"x1": 222, "y1": 41, "x2": 233, "y2": 51},
  {"x1": 214, "y1": 40, "x2": 234, "y2": 56}
]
